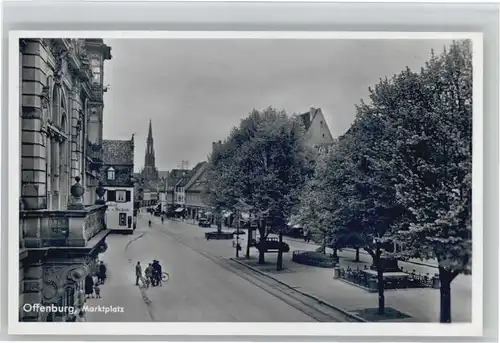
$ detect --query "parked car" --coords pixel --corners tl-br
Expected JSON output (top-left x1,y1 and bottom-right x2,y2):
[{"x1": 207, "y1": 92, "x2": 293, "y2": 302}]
[
  {"x1": 198, "y1": 218, "x2": 211, "y2": 227},
  {"x1": 232, "y1": 229, "x2": 246, "y2": 235}
]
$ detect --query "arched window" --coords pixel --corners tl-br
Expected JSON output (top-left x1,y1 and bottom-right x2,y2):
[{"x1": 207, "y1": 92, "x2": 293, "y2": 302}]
[
  {"x1": 107, "y1": 167, "x2": 115, "y2": 180},
  {"x1": 51, "y1": 86, "x2": 60, "y2": 124},
  {"x1": 48, "y1": 84, "x2": 69, "y2": 209},
  {"x1": 60, "y1": 94, "x2": 67, "y2": 132}
]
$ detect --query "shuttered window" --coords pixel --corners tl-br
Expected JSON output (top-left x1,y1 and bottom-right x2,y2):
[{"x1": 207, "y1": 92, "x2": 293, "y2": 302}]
[{"x1": 107, "y1": 190, "x2": 116, "y2": 202}]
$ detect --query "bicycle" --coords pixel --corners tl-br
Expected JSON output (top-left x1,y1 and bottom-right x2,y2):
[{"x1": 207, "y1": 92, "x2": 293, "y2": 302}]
[{"x1": 162, "y1": 271, "x2": 170, "y2": 283}]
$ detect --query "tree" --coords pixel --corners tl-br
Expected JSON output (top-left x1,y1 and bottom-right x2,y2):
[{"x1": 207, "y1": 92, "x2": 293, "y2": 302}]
[
  {"x1": 297, "y1": 150, "x2": 331, "y2": 253},
  {"x1": 205, "y1": 107, "x2": 315, "y2": 267},
  {"x1": 390, "y1": 41, "x2": 473, "y2": 323}
]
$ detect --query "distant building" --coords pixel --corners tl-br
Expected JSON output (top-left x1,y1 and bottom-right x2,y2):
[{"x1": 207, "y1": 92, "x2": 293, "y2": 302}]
[
  {"x1": 299, "y1": 107, "x2": 335, "y2": 152},
  {"x1": 101, "y1": 137, "x2": 135, "y2": 232},
  {"x1": 165, "y1": 169, "x2": 189, "y2": 209},
  {"x1": 181, "y1": 162, "x2": 209, "y2": 220},
  {"x1": 135, "y1": 120, "x2": 168, "y2": 209},
  {"x1": 140, "y1": 120, "x2": 159, "y2": 182}
]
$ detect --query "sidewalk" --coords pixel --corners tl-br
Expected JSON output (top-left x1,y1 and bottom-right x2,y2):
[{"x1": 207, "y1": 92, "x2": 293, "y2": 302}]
[
  {"x1": 161, "y1": 217, "x2": 472, "y2": 323},
  {"x1": 85, "y1": 228, "x2": 152, "y2": 322},
  {"x1": 285, "y1": 236, "x2": 439, "y2": 269}
]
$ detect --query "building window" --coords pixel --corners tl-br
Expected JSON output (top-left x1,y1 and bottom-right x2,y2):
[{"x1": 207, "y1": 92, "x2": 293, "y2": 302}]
[
  {"x1": 119, "y1": 213, "x2": 127, "y2": 226},
  {"x1": 91, "y1": 57, "x2": 101, "y2": 85},
  {"x1": 107, "y1": 167, "x2": 115, "y2": 180},
  {"x1": 322, "y1": 134, "x2": 325, "y2": 137},
  {"x1": 116, "y1": 190, "x2": 126, "y2": 202}
]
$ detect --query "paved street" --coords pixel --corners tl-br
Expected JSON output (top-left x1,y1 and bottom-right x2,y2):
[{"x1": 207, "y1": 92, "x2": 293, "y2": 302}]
[
  {"x1": 85, "y1": 214, "x2": 472, "y2": 322},
  {"x1": 155, "y1": 216, "x2": 472, "y2": 323},
  {"x1": 86, "y1": 216, "x2": 314, "y2": 322}
]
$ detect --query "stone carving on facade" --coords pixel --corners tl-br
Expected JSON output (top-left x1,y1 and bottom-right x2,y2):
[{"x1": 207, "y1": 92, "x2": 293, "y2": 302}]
[
  {"x1": 23, "y1": 279, "x2": 41, "y2": 293},
  {"x1": 75, "y1": 109, "x2": 84, "y2": 135},
  {"x1": 40, "y1": 85, "x2": 50, "y2": 121},
  {"x1": 66, "y1": 264, "x2": 89, "y2": 283},
  {"x1": 42, "y1": 265, "x2": 65, "y2": 302},
  {"x1": 53, "y1": 48, "x2": 69, "y2": 85}
]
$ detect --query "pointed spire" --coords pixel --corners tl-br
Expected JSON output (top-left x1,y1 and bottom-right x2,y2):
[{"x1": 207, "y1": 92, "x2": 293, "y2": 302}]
[{"x1": 147, "y1": 119, "x2": 153, "y2": 141}]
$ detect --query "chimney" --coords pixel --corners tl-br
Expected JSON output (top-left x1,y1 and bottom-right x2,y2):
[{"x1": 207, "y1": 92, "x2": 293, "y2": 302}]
[{"x1": 309, "y1": 107, "x2": 316, "y2": 115}]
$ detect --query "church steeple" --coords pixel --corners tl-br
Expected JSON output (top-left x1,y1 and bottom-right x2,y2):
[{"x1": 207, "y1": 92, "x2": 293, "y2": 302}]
[
  {"x1": 142, "y1": 119, "x2": 158, "y2": 182},
  {"x1": 145, "y1": 119, "x2": 155, "y2": 167}
]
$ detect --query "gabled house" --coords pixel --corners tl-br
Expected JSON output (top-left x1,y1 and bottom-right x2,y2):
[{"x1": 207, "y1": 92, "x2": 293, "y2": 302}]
[
  {"x1": 164, "y1": 169, "x2": 189, "y2": 215},
  {"x1": 100, "y1": 137, "x2": 135, "y2": 232},
  {"x1": 182, "y1": 162, "x2": 209, "y2": 220},
  {"x1": 299, "y1": 107, "x2": 335, "y2": 152}
]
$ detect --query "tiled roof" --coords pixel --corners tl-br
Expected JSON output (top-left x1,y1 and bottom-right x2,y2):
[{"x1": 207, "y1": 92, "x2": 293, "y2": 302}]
[
  {"x1": 183, "y1": 162, "x2": 207, "y2": 190},
  {"x1": 102, "y1": 139, "x2": 134, "y2": 165},
  {"x1": 299, "y1": 107, "x2": 320, "y2": 131},
  {"x1": 166, "y1": 169, "x2": 189, "y2": 191}
]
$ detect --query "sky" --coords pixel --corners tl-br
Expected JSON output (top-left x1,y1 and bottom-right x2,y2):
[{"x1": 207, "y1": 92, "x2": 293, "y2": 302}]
[{"x1": 101, "y1": 38, "x2": 452, "y2": 172}]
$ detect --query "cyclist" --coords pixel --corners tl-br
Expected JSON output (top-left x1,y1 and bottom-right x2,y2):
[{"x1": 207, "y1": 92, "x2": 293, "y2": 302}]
[{"x1": 152, "y1": 260, "x2": 163, "y2": 287}]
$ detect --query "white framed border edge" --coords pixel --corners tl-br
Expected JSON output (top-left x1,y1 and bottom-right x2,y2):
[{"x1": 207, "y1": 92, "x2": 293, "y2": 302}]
[{"x1": 7, "y1": 30, "x2": 484, "y2": 337}]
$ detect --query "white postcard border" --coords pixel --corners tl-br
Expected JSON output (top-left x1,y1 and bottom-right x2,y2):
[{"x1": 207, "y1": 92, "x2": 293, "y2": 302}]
[{"x1": 8, "y1": 30, "x2": 483, "y2": 337}]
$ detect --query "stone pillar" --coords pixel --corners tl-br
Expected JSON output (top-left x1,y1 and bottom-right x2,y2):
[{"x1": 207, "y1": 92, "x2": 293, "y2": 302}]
[
  {"x1": 20, "y1": 40, "x2": 49, "y2": 210},
  {"x1": 70, "y1": 84, "x2": 83, "y2": 180},
  {"x1": 20, "y1": 260, "x2": 43, "y2": 322}
]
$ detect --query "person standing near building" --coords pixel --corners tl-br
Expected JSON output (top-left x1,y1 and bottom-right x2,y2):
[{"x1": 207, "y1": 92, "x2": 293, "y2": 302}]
[
  {"x1": 135, "y1": 261, "x2": 142, "y2": 286},
  {"x1": 98, "y1": 261, "x2": 107, "y2": 284}
]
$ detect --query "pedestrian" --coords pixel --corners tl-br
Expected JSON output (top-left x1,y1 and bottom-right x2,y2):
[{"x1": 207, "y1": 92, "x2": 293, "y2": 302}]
[
  {"x1": 135, "y1": 261, "x2": 142, "y2": 286},
  {"x1": 145, "y1": 263, "x2": 153, "y2": 286},
  {"x1": 84, "y1": 274, "x2": 94, "y2": 299},
  {"x1": 98, "y1": 261, "x2": 107, "y2": 284},
  {"x1": 94, "y1": 283, "x2": 101, "y2": 299},
  {"x1": 303, "y1": 229, "x2": 308, "y2": 242}
]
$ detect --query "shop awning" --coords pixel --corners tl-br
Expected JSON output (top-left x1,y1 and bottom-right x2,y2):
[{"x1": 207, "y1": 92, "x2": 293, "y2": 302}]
[{"x1": 175, "y1": 208, "x2": 185, "y2": 212}]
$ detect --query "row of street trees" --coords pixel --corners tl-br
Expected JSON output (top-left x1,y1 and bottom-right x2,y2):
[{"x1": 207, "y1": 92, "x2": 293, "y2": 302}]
[
  {"x1": 298, "y1": 40, "x2": 473, "y2": 323},
  {"x1": 204, "y1": 40, "x2": 472, "y2": 323},
  {"x1": 203, "y1": 108, "x2": 317, "y2": 266}
]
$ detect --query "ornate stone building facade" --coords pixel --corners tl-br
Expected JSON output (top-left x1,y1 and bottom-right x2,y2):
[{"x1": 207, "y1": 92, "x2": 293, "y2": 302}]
[{"x1": 19, "y1": 38, "x2": 112, "y2": 322}]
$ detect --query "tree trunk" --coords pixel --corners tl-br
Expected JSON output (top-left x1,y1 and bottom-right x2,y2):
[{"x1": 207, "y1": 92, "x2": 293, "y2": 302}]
[
  {"x1": 355, "y1": 247, "x2": 360, "y2": 262},
  {"x1": 245, "y1": 227, "x2": 251, "y2": 259},
  {"x1": 277, "y1": 232, "x2": 283, "y2": 271},
  {"x1": 217, "y1": 221, "x2": 222, "y2": 234},
  {"x1": 320, "y1": 237, "x2": 326, "y2": 254},
  {"x1": 257, "y1": 220, "x2": 266, "y2": 264},
  {"x1": 438, "y1": 266, "x2": 454, "y2": 323},
  {"x1": 375, "y1": 250, "x2": 385, "y2": 315},
  {"x1": 258, "y1": 247, "x2": 265, "y2": 264}
]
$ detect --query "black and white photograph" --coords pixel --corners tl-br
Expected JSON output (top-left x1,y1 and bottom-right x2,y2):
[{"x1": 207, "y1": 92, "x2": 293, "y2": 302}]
[{"x1": 9, "y1": 32, "x2": 482, "y2": 336}]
